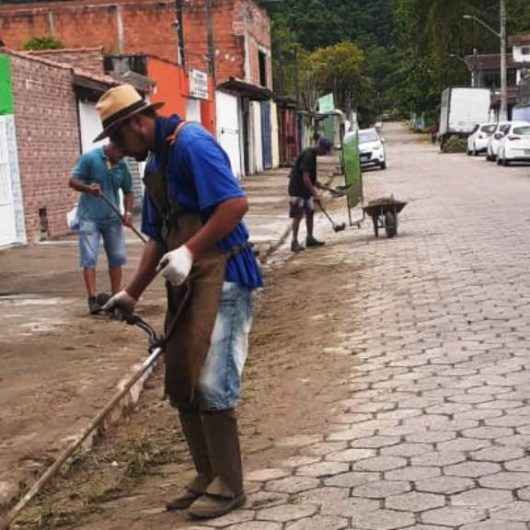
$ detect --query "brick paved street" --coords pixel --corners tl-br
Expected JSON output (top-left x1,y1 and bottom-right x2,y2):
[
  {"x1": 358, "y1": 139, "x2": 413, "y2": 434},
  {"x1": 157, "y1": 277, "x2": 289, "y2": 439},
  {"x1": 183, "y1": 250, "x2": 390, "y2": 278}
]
[{"x1": 176, "y1": 123, "x2": 530, "y2": 530}]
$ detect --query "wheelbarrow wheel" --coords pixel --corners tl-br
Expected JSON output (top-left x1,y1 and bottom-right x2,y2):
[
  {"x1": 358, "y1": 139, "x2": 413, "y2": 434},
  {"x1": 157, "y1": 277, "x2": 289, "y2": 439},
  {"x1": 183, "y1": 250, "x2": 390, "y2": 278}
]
[{"x1": 385, "y1": 211, "x2": 398, "y2": 238}]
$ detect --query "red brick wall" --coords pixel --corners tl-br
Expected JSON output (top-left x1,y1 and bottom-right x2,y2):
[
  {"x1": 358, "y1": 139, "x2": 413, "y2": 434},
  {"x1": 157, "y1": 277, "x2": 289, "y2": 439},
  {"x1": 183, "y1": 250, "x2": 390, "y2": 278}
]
[
  {"x1": 0, "y1": 0, "x2": 178, "y2": 62},
  {"x1": 10, "y1": 53, "x2": 80, "y2": 241},
  {"x1": 26, "y1": 47, "x2": 105, "y2": 76},
  {"x1": 234, "y1": 0, "x2": 271, "y2": 88},
  {"x1": 0, "y1": 0, "x2": 272, "y2": 87},
  {"x1": 182, "y1": 0, "x2": 271, "y2": 87}
]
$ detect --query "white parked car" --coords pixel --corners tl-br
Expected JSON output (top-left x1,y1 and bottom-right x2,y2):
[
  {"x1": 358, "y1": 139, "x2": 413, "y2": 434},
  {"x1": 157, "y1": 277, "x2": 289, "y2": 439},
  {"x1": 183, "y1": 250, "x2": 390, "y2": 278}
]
[
  {"x1": 358, "y1": 128, "x2": 386, "y2": 170},
  {"x1": 467, "y1": 123, "x2": 496, "y2": 155},
  {"x1": 486, "y1": 122, "x2": 518, "y2": 161},
  {"x1": 497, "y1": 122, "x2": 530, "y2": 166}
]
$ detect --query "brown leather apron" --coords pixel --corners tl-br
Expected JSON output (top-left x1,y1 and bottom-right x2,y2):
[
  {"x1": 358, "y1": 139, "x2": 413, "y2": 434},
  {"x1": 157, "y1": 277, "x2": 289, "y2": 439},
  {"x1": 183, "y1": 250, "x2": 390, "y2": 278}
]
[{"x1": 143, "y1": 123, "x2": 226, "y2": 407}]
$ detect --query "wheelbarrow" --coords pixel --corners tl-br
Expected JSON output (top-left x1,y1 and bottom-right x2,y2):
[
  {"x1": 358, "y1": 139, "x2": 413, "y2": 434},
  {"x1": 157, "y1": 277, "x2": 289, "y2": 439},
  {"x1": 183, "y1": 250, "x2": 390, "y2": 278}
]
[{"x1": 362, "y1": 197, "x2": 407, "y2": 239}]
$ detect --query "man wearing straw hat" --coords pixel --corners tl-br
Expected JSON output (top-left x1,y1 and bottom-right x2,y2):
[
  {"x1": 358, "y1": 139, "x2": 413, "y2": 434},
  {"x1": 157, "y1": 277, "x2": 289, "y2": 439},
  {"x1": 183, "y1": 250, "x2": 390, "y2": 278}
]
[{"x1": 99, "y1": 85, "x2": 262, "y2": 520}]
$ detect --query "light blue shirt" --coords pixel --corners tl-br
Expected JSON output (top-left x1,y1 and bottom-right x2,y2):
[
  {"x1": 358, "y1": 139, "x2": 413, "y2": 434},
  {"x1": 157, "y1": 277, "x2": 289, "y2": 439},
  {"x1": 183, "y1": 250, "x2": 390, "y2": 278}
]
[{"x1": 72, "y1": 147, "x2": 132, "y2": 222}]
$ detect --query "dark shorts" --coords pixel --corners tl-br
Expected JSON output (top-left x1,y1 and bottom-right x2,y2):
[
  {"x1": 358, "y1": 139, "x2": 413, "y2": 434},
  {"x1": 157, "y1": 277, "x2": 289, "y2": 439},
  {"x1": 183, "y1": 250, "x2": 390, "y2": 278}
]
[{"x1": 289, "y1": 196, "x2": 314, "y2": 219}]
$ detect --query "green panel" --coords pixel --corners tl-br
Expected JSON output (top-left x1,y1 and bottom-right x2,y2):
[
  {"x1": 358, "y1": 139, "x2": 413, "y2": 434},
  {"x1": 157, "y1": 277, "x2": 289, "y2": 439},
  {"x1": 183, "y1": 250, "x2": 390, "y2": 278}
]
[
  {"x1": 0, "y1": 54, "x2": 13, "y2": 115},
  {"x1": 322, "y1": 115, "x2": 335, "y2": 144},
  {"x1": 318, "y1": 93, "x2": 335, "y2": 113},
  {"x1": 343, "y1": 130, "x2": 362, "y2": 208}
]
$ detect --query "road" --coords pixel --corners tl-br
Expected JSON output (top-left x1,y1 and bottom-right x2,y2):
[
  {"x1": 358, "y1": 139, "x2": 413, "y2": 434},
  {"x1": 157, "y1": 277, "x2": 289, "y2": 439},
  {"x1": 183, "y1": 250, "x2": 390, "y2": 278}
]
[{"x1": 13, "y1": 122, "x2": 530, "y2": 529}]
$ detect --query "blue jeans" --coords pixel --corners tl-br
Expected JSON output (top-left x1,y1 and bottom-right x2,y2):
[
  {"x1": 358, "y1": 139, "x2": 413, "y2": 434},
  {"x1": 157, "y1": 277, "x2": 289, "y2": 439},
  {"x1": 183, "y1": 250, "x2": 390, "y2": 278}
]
[
  {"x1": 197, "y1": 282, "x2": 253, "y2": 411},
  {"x1": 79, "y1": 219, "x2": 127, "y2": 269}
]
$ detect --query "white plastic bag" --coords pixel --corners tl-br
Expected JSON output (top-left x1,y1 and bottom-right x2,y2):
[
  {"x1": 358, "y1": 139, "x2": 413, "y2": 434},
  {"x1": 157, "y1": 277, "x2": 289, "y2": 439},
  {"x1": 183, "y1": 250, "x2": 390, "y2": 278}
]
[{"x1": 66, "y1": 204, "x2": 80, "y2": 231}]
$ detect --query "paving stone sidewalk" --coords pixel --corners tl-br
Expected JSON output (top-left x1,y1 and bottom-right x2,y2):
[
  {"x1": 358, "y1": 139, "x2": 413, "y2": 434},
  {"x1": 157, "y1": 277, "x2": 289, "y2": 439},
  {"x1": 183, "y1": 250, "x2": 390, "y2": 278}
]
[{"x1": 176, "y1": 123, "x2": 530, "y2": 529}]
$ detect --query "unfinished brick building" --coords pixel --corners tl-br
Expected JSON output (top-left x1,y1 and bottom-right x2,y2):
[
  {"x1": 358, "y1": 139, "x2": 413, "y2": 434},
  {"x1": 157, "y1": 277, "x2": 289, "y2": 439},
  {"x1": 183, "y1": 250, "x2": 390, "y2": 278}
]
[
  {"x1": 0, "y1": 0, "x2": 278, "y2": 198},
  {"x1": 0, "y1": 0, "x2": 272, "y2": 89}
]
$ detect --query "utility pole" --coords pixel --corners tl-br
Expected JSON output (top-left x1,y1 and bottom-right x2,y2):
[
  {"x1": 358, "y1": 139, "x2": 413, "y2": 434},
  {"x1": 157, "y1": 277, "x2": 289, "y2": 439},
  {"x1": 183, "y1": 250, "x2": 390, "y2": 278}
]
[
  {"x1": 294, "y1": 47, "x2": 300, "y2": 106},
  {"x1": 205, "y1": 0, "x2": 216, "y2": 87},
  {"x1": 175, "y1": 0, "x2": 185, "y2": 69},
  {"x1": 499, "y1": 0, "x2": 507, "y2": 120},
  {"x1": 463, "y1": 0, "x2": 508, "y2": 121}
]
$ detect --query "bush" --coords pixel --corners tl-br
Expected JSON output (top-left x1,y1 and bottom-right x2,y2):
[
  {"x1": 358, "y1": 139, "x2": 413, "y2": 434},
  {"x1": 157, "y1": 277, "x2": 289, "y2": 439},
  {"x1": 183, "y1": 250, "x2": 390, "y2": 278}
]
[
  {"x1": 23, "y1": 36, "x2": 64, "y2": 51},
  {"x1": 442, "y1": 135, "x2": 467, "y2": 153}
]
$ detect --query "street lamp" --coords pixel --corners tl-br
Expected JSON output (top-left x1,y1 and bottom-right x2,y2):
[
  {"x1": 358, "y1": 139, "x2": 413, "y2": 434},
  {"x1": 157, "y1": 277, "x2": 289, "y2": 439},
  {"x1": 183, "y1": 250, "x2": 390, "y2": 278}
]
[
  {"x1": 449, "y1": 50, "x2": 480, "y2": 88},
  {"x1": 449, "y1": 53, "x2": 467, "y2": 66},
  {"x1": 463, "y1": 0, "x2": 507, "y2": 120}
]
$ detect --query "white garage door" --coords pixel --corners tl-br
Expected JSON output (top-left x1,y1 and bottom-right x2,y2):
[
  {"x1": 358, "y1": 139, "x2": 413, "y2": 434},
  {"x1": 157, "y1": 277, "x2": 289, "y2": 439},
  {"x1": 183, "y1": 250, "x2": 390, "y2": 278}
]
[
  {"x1": 216, "y1": 91, "x2": 242, "y2": 179},
  {"x1": 78, "y1": 100, "x2": 106, "y2": 153},
  {"x1": 0, "y1": 117, "x2": 17, "y2": 247}
]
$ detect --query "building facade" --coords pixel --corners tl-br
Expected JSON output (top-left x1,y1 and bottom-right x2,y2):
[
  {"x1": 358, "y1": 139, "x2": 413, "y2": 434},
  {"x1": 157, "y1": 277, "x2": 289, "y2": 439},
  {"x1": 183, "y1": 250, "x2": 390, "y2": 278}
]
[
  {"x1": 0, "y1": 50, "x2": 122, "y2": 244},
  {"x1": 0, "y1": 0, "x2": 278, "y2": 178}
]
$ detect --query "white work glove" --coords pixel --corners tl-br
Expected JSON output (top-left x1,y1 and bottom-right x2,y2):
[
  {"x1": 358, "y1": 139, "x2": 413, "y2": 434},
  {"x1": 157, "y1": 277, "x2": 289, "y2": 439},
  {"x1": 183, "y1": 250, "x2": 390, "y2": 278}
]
[
  {"x1": 103, "y1": 290, "x2": 137, "y2": 313},
  {"x1": 158, "y1": 245, "x2": 193, "y2": 287}
]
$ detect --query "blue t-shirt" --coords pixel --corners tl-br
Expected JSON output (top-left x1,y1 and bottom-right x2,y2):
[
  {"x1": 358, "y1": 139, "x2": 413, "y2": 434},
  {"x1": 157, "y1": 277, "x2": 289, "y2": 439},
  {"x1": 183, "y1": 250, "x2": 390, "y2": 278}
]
[
  {"x1": 141, "y1": 116, "x2": 263, "y2": 290},
  {"x1": 72, "y1": 147, "x2": 133, "y2": 222}
]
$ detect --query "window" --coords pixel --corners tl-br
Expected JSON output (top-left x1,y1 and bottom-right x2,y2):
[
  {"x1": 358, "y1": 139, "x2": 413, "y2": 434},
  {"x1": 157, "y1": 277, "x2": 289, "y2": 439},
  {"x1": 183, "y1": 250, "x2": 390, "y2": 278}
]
[
  {"x1": 481, "y1": 124, "x2": 496, "y2": 134},
  {"x1": 513, "y1": 126, "x2": 530, "y2": 136},
  {"x1": 521, "y1": 47, "x2": 530, "y2": 56},
  {"x1": 359, "y1": 130, "x2": 379, "y2": 144},
  {"x1": 258, "y1": 50, "x2": 267, "y2": 87}
]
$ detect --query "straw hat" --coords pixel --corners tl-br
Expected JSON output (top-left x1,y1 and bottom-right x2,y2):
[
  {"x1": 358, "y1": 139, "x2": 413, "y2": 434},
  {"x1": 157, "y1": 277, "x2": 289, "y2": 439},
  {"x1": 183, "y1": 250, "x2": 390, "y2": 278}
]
[{"x1": 94, "y1": 84, "x2": 164, "y2": 142}]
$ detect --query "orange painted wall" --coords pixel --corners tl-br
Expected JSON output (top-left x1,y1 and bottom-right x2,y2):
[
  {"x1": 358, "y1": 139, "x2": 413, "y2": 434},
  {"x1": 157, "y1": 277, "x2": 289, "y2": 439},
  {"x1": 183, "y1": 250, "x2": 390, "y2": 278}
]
[
  {"x1": 200, "y1": 78, "x2": 216, "y2": 134},
  {"x1": 146, "y1": 56, "x2": 215, "y2": 134},
  {"x1": 147, "y1": 56, "x2": 187, "y2": 118}
]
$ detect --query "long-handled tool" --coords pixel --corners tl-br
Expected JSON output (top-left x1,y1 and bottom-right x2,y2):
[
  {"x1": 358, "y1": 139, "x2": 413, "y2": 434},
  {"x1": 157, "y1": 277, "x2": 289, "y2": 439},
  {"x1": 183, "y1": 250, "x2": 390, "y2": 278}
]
[
  {"x1": 317, "y1": 201, "x2": 346, "y2": 233},
  {"x1": 99, "y1": 193, "x2": 147, "y2": 243},
  {"x1": 0, "y1": 310, "x2": 163, "y2": 530}
]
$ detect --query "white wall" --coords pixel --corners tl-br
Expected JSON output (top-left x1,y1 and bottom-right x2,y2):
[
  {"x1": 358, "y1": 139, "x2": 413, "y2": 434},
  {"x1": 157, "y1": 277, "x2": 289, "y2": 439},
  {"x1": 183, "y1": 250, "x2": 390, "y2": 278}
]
[
  {"x1": 271, "y1": 101, "x2": 280, "y2": 169},
  {"x1": 186, "y1": 98, "x2": 202, "y2": 123},
  {"x1": 513, "y1": 45, "x2": 530, "y2": 64},
  {"x1": 78, "y1": 100, "x2": 107, "y2": 153},
  {"x1": 0, "y1": 115, "x2": 26, "y2": 246},
  {"x1": 250, "y1": 101, "x2": 263, "y2": 174}
]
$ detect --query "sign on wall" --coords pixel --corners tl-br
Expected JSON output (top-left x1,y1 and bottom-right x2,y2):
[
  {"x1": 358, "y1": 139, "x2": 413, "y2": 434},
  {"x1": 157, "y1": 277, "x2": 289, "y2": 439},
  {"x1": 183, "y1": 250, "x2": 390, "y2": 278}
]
[{"x1": 189, "y1": 69, "x2": 209, "y2": 100}]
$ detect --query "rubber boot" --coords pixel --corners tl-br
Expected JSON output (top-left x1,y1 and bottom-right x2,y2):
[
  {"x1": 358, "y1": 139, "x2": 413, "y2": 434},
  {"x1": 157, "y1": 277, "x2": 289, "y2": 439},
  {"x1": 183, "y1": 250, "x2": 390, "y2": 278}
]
[
  {"x1": 187, "y1": 409, "x2": 246, "y2": 519},
  {"x1": 166, "y1": 408, "x2": 213, "y2": 511}
]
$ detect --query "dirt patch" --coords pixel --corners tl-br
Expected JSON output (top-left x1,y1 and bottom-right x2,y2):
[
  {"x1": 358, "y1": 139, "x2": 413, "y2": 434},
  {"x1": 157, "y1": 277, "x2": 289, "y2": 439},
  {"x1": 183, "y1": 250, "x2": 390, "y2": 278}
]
[{"x1": 14, "y1": 242, "x2": 364, "y2": 530}]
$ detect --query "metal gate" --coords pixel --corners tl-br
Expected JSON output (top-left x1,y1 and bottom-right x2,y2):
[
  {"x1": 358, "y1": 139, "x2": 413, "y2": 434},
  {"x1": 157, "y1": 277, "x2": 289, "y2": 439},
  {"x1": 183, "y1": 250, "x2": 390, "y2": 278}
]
[
  {"x1": 0, "y1": 116, "x2": 18, "y2": 246},
  {"x1": 260, "y1": 101, "x2": 272, "y2": 170},
  {"x1": 216, "y1": 90, "x2": 243, "y2": 179}
]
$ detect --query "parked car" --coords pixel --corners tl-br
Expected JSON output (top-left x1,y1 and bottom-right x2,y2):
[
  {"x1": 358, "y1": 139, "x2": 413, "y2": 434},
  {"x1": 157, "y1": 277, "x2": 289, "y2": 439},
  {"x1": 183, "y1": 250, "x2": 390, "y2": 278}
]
[
  {"x1": 497, "y1": 122, "x2": 530, "y2": 166},
  {"x1": 358, "y1": 128, "x2": 386, "y2": 170},
  {"x1": 467, "y1": 123, "x2": 497, "y2": 155},
  {"x1": 486, "y1": 122, "x2": 513, "y2": 161}
]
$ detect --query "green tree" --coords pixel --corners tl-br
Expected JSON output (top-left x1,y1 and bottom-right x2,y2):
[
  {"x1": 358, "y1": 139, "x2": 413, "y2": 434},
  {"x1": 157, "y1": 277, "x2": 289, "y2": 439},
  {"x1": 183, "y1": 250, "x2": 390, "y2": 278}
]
[{"x1": 307, "y1": 41, "x2": 372, "y2": 115}]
